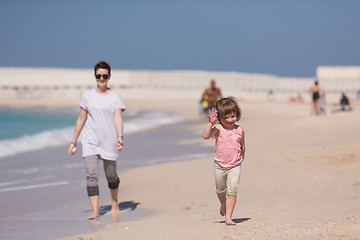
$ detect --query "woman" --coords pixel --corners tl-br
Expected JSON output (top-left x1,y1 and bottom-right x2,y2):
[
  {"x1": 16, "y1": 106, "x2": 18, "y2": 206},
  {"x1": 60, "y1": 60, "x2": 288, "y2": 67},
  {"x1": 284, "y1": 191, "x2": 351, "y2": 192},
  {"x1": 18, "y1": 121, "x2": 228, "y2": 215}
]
[
  {"x1": 68, "y1": 60, "x2": 125, "y2": 220},
  {"x1": 308, "y1": 81, "x2": 321, "y2": 116}
]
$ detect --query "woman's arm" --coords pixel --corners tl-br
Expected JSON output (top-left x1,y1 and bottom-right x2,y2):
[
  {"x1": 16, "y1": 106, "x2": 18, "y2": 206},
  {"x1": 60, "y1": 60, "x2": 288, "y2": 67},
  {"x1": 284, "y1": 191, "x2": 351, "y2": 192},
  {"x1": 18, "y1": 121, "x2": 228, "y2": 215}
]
[
  {"x1": 114, "y1": 108, "x2": 124, "y2": 151},
  {"x1": 68, "y1": 107, "x2": 87, "y2": 155}
]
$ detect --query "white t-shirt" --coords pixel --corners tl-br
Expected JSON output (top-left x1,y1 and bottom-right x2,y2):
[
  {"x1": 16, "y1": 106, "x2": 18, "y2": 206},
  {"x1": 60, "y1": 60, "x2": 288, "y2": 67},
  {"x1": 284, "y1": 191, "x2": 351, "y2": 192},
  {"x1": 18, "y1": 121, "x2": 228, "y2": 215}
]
[{"x1": 80, "y1": 88, "x2": 125, "y2": 160}]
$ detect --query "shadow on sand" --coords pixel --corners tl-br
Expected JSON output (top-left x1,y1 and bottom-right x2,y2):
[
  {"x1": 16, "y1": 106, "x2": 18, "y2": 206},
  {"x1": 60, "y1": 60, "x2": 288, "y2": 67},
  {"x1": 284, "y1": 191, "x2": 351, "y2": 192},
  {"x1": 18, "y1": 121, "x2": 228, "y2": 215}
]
[
  {"x1": 83, "y1": 200, "x2": 141, "y2": 216},
  {"x1": 215, "y1": 217, "x2": 251, "y2": 224}
]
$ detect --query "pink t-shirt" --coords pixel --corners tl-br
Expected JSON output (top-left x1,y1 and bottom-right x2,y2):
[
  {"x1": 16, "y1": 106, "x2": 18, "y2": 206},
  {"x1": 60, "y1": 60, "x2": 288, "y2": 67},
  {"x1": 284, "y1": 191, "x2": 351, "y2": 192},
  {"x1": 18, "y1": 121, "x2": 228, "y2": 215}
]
[{"x1": 214, "y1": 124, "x2": 243, "y2": 169}]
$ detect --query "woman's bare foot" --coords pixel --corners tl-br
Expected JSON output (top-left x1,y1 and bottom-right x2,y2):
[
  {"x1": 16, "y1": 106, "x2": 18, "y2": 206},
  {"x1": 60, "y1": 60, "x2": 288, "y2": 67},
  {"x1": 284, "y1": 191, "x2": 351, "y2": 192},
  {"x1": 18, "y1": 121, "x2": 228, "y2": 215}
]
[
  {"x1": 85, "y1": 215, "x2": 99, "y2": 221},
  {"x1": 111, "y1": 202, "x2": 120, "y2": 213},
  {"x1": 220, "y1": 204, "x2": 226, "y2": 216},
  {"x1": 111, "y1": 211, "x2": 120, "y2": 222},
  {"x1": 225, "y1": 218, "x2": 236, "y2": 226}
]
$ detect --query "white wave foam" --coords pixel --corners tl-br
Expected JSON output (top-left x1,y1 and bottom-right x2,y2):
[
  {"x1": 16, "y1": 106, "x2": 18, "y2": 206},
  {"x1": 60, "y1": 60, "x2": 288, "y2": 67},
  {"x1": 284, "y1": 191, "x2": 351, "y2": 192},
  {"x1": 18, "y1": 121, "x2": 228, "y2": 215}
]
[
  {"x1": 0, "y1": 181, "x2": 69, "y2": 193},
  {"x1": 0, "y1": 127, "x2": 74, "y2": 159},
  {"x1": 124, "y1": 111, "x2": 183, "y2": 134},
  {"x1": 0, "y1": 176, "x2": 52, "y2": 187},
  {"x1": 0, "y1": 111, "x2": 183, "y2": 159}
]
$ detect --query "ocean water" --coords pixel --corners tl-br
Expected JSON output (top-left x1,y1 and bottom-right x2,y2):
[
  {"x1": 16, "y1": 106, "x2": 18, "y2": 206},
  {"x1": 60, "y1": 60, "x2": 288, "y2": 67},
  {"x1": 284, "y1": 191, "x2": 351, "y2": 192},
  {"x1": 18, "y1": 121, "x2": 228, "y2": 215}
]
[
  {"x1": 0, "y1": 108, "x2": 183, "y2": 159},
  {"x1": 0, "y1": 107, "x2": 187, "y2": 199}
]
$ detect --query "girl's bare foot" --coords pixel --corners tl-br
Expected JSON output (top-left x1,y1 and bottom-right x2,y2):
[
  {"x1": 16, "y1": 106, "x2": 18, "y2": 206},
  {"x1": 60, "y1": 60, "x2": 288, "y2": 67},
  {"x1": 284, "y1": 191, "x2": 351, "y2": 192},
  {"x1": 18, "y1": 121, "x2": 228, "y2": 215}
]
[
  {"x1": 225, "y1": 219, "x2": 236, "y2": 226},
  {"x1": 220, "y1": 204, "x2": 226, "y2": 216}
]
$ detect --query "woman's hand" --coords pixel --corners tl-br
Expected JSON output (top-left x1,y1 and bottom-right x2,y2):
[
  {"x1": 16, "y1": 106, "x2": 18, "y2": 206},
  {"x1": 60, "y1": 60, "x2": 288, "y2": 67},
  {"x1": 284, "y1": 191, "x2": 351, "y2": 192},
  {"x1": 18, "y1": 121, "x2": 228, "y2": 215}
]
[
  {"x1": 68, "y1": 142, "x2": 77, "y2": 155},
  {"x1": 116, "y1": 136, "x2": 124, "y2": 151}
]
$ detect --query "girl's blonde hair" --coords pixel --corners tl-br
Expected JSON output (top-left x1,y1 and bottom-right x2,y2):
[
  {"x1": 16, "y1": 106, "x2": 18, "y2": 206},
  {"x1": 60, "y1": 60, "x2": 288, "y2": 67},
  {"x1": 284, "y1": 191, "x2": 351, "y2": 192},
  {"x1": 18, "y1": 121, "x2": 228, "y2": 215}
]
[{"x1": 215, "y1": 97, "x2": 242, "y2": 122}]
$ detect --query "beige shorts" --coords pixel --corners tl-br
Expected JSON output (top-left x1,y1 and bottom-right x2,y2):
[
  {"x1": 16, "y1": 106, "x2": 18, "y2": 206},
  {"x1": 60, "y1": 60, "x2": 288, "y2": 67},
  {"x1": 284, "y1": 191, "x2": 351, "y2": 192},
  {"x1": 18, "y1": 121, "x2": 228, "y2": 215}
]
[{"x1": 214, "y1": 161, "x2": 241, "y2": 197}]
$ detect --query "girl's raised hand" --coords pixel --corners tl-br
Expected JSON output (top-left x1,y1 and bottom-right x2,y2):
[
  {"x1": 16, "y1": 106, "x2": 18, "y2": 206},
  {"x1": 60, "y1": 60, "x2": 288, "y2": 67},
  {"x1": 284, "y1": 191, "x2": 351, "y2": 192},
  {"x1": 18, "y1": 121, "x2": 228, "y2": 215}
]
[{"x1": 208, "y1": 108, "x2": 217, "y2": 124}]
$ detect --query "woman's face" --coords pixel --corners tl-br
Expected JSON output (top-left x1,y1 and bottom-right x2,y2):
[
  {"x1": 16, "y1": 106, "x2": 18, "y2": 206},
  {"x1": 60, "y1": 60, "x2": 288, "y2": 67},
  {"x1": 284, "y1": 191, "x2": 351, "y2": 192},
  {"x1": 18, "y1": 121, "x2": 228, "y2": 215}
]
[{"x1": 95, "y1": 68, "x2": 110, "y2": 88}]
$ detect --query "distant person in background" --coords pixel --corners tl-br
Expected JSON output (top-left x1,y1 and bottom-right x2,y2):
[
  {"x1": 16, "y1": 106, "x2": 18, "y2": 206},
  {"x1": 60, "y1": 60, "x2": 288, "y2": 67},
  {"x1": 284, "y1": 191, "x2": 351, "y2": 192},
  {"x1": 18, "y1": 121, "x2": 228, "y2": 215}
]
[
  {"x1": 68, "y1": 60, "x2": 125, "y2": 221},
  {"x1": 288, "y1": 93, "x2": 304, "y2": 103},
  {"x1": 340, "y1": 92, "x2": 352, "y2": 111},
  {"x1": 307, "y1": 81, "x2": 322, "y2": 116},
  {"x1": 267, "y1": 90, "x2": 275, "y2": 101},
  {"x1": 202, "y1": 79, "x2": 222, "y2": 113},
  {"x1": 199, "y1": 94, "x2": 210, "y2": 119}
]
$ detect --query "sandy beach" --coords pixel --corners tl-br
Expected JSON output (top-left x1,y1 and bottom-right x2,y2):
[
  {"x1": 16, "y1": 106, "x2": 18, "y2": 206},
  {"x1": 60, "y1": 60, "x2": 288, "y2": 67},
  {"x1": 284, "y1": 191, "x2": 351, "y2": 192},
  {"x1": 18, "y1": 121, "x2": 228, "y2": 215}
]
[
  {"x1": 50, "y1": 95, "x2": 359, "y2": 240},
  {"x1": 1, "y1": 88, "x2": 360, "y2": 239}
]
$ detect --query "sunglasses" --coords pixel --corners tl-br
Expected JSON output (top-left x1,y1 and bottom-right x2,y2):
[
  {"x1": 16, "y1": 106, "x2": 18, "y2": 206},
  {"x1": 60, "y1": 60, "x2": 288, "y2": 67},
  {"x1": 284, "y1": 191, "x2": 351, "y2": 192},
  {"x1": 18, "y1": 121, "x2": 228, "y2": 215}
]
[{"x1": 95, "y1": 74, "x2": 109, "y2": 79}]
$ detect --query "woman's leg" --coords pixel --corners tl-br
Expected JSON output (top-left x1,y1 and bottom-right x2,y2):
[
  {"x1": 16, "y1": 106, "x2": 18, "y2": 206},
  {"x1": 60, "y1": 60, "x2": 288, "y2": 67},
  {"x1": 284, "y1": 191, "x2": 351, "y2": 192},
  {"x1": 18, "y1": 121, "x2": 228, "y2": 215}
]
[
  {"x1": 315, "y1": 99, "x2": 321, "y2": 115},
  {"x1": 84, "y1": 155, "x2": 100, "y2": 220},
  {"x1": 311, "y1": 101, "x2": 316, "y2": 115},
  {"x1": 103, "y1": 160, "x2": 120, "y2": 213},
  {"x1": 88, "y1": 195, "x2": 99, "y2": 220}
]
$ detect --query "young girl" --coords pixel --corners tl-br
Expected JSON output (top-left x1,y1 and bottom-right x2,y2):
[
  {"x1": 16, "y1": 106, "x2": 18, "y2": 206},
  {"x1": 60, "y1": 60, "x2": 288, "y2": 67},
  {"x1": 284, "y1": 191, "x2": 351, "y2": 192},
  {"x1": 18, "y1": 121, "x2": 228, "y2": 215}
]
[{"x1": 202, "y1": 97, "x2": 245, "y2": 225}]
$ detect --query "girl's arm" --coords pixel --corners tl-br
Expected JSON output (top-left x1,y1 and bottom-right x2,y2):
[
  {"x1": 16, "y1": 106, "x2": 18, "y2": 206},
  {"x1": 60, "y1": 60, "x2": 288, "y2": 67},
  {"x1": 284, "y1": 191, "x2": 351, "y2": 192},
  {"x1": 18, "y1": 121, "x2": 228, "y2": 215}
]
[
  {"x1": 114, "y1": 108, "x2": 124, "y2": 151},
  {"x1": 202, "y1": 123, "x2": 218, "y2": 139},
  {"x1": 68, "y1": 107, "x2": 87, "y2": 155},
  {"x1": 202, "y1": 108, "x2": 219, "y2": 139},
  {"x1": 241, "y1": 129, "x2": 246, "y2": 160}
]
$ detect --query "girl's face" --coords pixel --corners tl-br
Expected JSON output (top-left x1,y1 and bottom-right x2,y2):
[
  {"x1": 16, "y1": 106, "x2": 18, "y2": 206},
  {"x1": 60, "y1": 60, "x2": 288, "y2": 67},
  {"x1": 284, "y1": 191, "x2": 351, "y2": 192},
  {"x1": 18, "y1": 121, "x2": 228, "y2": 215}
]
[
  {"x1": 95, "y1": 68, "x2": 110, "y2": 88},
  {"x1": 220, "y1": 112, "x2": 237, "y2": 129}
]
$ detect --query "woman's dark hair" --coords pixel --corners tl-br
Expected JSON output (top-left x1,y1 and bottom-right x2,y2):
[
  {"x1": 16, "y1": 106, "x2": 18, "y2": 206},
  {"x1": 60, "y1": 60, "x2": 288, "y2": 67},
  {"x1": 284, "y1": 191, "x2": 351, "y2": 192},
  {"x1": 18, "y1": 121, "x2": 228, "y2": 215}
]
[{"x1": 94, "y1": 61, "x2": 111, "y2": 75}]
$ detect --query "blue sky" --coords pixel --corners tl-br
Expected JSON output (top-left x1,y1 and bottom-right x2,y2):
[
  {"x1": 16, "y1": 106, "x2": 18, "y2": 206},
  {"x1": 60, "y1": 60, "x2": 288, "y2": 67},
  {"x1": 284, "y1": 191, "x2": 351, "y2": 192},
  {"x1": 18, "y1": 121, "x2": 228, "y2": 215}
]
[{"x1": 0, "y1": 0, "x2": 359, "y2": 77}]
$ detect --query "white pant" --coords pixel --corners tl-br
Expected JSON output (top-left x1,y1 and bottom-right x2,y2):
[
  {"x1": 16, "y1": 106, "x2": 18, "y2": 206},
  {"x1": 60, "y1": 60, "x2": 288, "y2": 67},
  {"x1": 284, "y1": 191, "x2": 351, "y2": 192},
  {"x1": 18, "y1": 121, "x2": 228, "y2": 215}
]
[{"x1": 214, "y1": 161, "x2": 241, "y2": 197}]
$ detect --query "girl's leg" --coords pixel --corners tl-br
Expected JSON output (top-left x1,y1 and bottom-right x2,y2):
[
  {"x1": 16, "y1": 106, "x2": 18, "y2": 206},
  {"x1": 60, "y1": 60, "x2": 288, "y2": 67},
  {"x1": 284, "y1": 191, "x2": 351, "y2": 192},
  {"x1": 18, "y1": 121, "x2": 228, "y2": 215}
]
[
  {"x1": 103, "y1": 160, "x2": 120, "y2": 213},
  {"x1": 217, "y1": 193, "x2": 226, "y2": 216},
  {"x1": 225, "y1": 164, "x2": 241, "y2": 225},
  {"x1": 214, "y1": 161, "x2": 227, "y2": 216},
  {"x1": 84, "y1": 155, "x2": 100, "y2": 220},
  {"x1": 225, "y1": 196, "x2": 237, "y2": 225}
]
